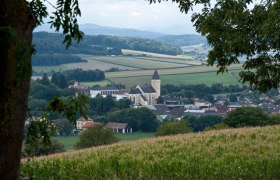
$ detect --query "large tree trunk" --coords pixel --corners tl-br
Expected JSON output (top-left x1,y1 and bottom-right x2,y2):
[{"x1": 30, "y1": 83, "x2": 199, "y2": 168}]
[{"x1": 0, "y1": 0, "x2": 35, "y2": 179}]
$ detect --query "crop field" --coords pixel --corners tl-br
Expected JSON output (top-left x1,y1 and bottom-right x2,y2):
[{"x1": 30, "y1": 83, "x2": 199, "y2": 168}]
[
  {"x1": 21, "y1": 126, "x2": 280, "y2": 179},
  {"x1": 32, "y1": 53, "x2": 244, "y2": 87},
  {"x1": 82, "y1": 55, "x2": 196, "y2": 69},
  {"x1": 122, "y1": 49, "x2": 195, "y2": 59},
  {"x1": 106, "y1": 64, "x2": 243, "y2": 87}
]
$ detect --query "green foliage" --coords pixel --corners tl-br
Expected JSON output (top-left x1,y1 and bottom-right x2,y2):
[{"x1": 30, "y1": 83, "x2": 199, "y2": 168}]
[
  {"x1": 33, "y1": 32, "x2": 182, "y2": 56},
  {"x1": 88, "y1": 95, "x2": 131, "y2": 116},
  {"x1": 107, "y1": 108, "x2": 160, "y2": 132},
  {"x1": 183, "y1": 115, "x2": 223, "y2": 132},
  {"x1": 155, "y1": 120, "x2": 192, "y2": 136},
  {"x1": 32, "y1": 53, "x2": 85, "y2": 66},
  {"x1": 268, "y1": 114, "x2": 280, "y2": 125},
  {"x1": 48, "y1": 93, "x2": 89, "y2": 123},
  {"x1": 75, "y1": 124, "x2": 119, "y2": 149},
  {"x1": 224, "y1": 107, "x2": 269, "y2": 128},
  {"x1": 23, "y1": 139, "x2": 65, "y2": 157},
  {"x1": 25, "y1": 114, "x2": 56, "y2": 149},
  {"x1": 55, "y1": 119, "x2": 75, "y2": 136},
  {"x1": 21, "y1": 126, "x2": 280, "y2": 179},
  {"x1": 204, "y1": 122, "x2": 230, "y2": 131}
]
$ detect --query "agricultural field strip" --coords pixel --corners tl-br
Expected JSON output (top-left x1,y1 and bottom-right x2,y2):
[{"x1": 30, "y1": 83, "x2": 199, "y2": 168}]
[
  {"x1": 122, "y1": 49, "x2": 191, "y2": 59},
  {"x1": 84, "y1": 56, "x2": 193, "y2": 68},
  {"x1": 106, "y1": 64, "x2": 243, "y2": 78},
  {"x1": 133, "y1": 56, "x2": 200, "y2": 65},
  {"x1": 83, "y1": 56, "x2": 191, "y2": 69}
]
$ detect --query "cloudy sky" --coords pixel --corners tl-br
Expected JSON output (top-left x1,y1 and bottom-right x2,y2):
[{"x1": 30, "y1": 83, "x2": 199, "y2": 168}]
[{"x1": 46, "y1": 0, "x2": 199, "y2": 34}]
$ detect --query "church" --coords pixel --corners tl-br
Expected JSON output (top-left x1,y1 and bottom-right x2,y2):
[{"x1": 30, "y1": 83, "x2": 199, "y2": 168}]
[{"x1": 128, "y1": 70, "x2": 161, "y2": 106}]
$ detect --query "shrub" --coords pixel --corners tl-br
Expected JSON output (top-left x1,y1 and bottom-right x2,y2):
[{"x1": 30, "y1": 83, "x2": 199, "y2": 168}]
[
  {"x1": 204, "y1": 122, "x2": 230, "y2": 131},
  {"x1": 155, "y1": 120, "x2": 192, "y2": 136},
  {"x1": 75, "y1": 124, "x2": 119, "y2": 149},
  {"x1": 224, "y1": 107, "x2": 269, "y2": 127},
  {"x1": 23, "y1": 139, "x2": 65, "y2": 157}
]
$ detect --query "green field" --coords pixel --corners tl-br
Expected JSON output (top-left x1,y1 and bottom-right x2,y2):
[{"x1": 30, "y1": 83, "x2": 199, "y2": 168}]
[
  {"x1": 32, "y1": 53, "x2": 245, "y2": 87},
  {"x1": 82, "y1": 80, "x2": 112, "y2": 87},
  {"x1": 21, "y1": 126, "x2": 280, "y2": 179},
  {"x1": 107, "y1": 66, "x2": 243, "y2": 87},
  {"x1": 53, "y1": 132, "x2": 154, "y2": 150}
]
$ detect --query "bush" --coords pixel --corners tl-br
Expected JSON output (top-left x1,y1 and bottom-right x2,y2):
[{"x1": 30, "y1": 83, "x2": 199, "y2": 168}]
[
  {"x1": 155, "y1": 120, "x2": 192, "y2": 137},
  {"x1": 204, "y1": 123, "x2": 230, "y2": 131},
  {"x1": 268, "y1": 114, "x2": 280, "y2": 125},
  {"x1": 75, "y1": 124, "x2": 119, "y2": 149},
  {"x1": 23, "y1": 139, "x2": 65, "y2": 157},
  {"x1": 224, "y1": 107, "x2": 269, "y2": 127}
]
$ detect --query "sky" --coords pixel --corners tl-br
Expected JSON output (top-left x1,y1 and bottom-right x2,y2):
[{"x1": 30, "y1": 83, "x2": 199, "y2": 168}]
[{"x1": 46, "y1": 0, "x2": 199, "y2": 34}]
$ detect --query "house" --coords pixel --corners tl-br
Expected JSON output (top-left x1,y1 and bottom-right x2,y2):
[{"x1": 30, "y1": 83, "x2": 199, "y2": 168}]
[
  {"x1": 90, "y1": 86, "x2": 119, "y2": 98},
  {"x1": 170, "y1": 107, "x2": 186, "y2": 120},
  {"x1": 128, "y1": 70, "x2": 161, "y2": 106},
  {"x1": 147, "y1": 104, "x2": 170, "y2": 121},
  {"x1": 106, "y1": 122, "x2": 132, "y2": 133},
  {"x1": 69, "y1": 81, "x2": 89, "y2": 90},
  {"x1": 76, "y1": 116, "x2": 97, "y2": 130},
  {"x1": 112, "y1": 89, "x2": 130, "y2": 100},
  {"x1": 162, "y1": 96, "x2": 184, "y2": 108},
  {"x1": 194, "y1": 99, "x2": 212, "y2": 108}
]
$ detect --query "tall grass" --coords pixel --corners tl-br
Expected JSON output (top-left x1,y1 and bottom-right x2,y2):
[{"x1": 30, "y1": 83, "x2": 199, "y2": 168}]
[{"x1": 21, "y1": 126, "x2": 280, "y2": 179}]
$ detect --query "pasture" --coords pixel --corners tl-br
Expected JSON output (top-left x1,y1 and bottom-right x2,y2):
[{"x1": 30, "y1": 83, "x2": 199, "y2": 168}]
[
  {"x1": 53, "y1": 132, "x2": 154, "y2": 151},
  {"x1": 32, "y1": 53, "x2": 245, "y2": 87},
  {"x1": 21, "y1": 126, "x2": 280, "y2": 179}
]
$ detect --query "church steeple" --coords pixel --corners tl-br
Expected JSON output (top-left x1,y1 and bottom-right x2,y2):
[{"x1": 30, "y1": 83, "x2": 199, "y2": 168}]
[
  {"x1": 151, "y1": 70, "x2": 161, "y2": 100},
  {"x1": 152, "y1": 70, "x2": 160, "y2": 80}
]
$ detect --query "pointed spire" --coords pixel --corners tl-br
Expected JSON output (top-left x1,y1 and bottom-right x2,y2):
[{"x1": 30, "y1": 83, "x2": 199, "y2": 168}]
[{"x1": 152, "y1": 70, "x2": 160, "y2": 80}]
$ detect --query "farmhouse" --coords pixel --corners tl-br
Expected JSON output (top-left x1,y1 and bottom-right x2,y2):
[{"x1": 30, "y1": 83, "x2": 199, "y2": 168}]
[
  {"x1": 106, "y1": 122, "x2": 132, "y2": 133},
  {"x1": 76, "y1": 117, "x2": 98, "y2": 130}
]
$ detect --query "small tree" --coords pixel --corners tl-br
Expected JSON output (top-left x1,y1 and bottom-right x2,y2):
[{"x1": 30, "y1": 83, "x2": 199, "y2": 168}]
[
  {"x1": 23, "y1": 139, "x2": 65, "y2": 157},
  {"x1": 224, "y1": 107, "x2": 269, "y2": 128},
  {"x1": 75, "y1": 124, "x2": 119, "y2": 149},
  {"x1": 155, "y1": 120, "x2": 192, "y2": 137}
]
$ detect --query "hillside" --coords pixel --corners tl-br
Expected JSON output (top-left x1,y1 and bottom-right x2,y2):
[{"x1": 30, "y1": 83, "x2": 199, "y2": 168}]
[
  {"x1": 35, "y1": 23, "x2": 168, "y2": 39},
  {"x1": 21, "y1": 126, "x2": 280, "y2": 179},
  {"x1": 157, "y1": 34, "x2": 207, "y2": 46},
  {"x1": 33, "y1": 32, "x2": 182, "y2": 56}
]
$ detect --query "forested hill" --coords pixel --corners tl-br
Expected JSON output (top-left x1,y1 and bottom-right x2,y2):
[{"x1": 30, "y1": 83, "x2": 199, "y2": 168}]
[
  {"x1": 156, "y1": 34, "x2": 207, "y2": 46},
  {"x1": 33, "y1": 32, "x2": 182, "y2": 56}
]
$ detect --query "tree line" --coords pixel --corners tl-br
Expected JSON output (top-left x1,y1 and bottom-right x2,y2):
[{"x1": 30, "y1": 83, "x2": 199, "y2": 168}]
[
  {"x1": 33, "y1": 32, "x2": 182, "y2": 56},
  {"x1": 32, "y1": 54, "x2": 86, "y2": 66}
]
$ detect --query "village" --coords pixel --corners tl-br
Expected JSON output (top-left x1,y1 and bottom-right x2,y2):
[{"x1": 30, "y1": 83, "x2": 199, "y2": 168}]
[{"x1": 71, "y1": 70, "x2": 280, "y2": 133}]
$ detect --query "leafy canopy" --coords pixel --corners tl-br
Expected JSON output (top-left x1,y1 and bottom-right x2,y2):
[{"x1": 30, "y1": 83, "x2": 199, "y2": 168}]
[
  {"x1": 28, "y1": 0, "x2": 83, "y2": 48},
  {"x1": 150, "y1": 0, "x2": 280, "y2": 92}
]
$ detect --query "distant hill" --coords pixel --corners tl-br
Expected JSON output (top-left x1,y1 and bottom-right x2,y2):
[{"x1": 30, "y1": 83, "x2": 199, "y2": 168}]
[
  {"x1": 33, "y1": 32, "x2": 182, "y2": 56},
  {"x1": 35, "y1": 23, "x2": 168, "y2": 39},
  {"x1": 157, "y1": 34, "x2": 207, "y2": 46}
]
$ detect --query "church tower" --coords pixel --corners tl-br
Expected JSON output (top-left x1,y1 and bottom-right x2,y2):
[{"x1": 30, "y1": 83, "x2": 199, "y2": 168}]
[{"x1": 151, "y1": 70, "x2": 161, "y2": 99}]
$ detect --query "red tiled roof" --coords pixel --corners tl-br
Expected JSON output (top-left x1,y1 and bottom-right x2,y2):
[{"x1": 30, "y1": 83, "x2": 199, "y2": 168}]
[
  {"x1": 106, "y1": 122, "x2": 129, "y2": 129},
  {"x1": 83, "y1": 121, "x2": 99, "y2": 128}
]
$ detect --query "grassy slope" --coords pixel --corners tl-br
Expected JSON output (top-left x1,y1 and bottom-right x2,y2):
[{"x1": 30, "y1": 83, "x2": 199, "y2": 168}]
[{"x1": 21, "y1": 126, "x2": 280, "y2": 179}]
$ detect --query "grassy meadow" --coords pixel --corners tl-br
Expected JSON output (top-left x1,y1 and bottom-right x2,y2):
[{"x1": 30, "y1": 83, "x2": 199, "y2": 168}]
[
  {"x1": 21, "y1": 126, "x2": 280, "y2": 179},
  {"x1": 53, "y1": 132, "x2": 154, "y2": 151}
]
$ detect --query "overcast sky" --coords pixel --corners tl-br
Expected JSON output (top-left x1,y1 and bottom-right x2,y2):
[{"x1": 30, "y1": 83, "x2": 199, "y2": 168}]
[{"x1": 46, "y1": 0, "x2": 199, "y2": 34}]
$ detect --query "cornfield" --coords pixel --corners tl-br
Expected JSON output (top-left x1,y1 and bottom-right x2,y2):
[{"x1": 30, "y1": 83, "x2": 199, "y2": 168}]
[{"x1": 21, "y1": 126, "x2": 280, "y2": 179}]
